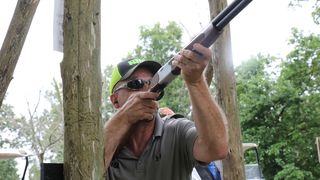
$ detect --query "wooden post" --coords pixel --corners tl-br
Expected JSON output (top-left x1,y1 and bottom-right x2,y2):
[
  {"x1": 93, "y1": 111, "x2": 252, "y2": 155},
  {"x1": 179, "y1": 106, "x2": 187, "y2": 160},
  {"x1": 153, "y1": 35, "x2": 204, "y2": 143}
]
[
  {"x1": 61, "y1": 0, "x2": 104, "y2": 179},
  {"x1": 206, "y1": 0, "x2": 246, "y2": 179},
  {"x1": 0, "y1": 0, "x2": 40, "y2": 107}
]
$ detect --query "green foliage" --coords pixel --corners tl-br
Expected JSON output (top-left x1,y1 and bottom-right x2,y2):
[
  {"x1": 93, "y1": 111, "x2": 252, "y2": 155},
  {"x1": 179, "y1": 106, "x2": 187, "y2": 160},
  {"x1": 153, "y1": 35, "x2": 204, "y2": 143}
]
[
  {"x1": 237, "y1": 3, "x2": 320, "y2": 178},
  {"x1": 289, "y1": 0, "x2": 320, "y2": 24},
  {"x1": 38, "y1": 80, "x2": 64, "y2": 163},
  {"x1": 0, "y1": 160, "x2": 19, "y2": 180},
  {"x1": 12, "y1": 85, "x2": 64, "y2": 163},
  {"x1": 102, "y1": 64, "x2": 116, "y2": 121},
  {"x1": 274, "y1": 163, "x2": 314, "y2": 180},
  {"x1": 127, "y1": 21, "x2": 183, "y2": 64},
  {"x1": 0, "y1": 104, "x2": 20, "y2": 147},
  {"x1": 28, "y1": 162, "x2": 40, "y2": 180},
  {"x1": 312, "y1": 4, "x2": 320, "y2": 24},
  {"x1": 236, "y1": 27, "x2": 320, "y2": 178},
  {"x1": 0, "y1": 80, "x2": 64, "y2": 178},
  {"x1": 0, "y1": 104, "x2": 20, "y2": 180}
]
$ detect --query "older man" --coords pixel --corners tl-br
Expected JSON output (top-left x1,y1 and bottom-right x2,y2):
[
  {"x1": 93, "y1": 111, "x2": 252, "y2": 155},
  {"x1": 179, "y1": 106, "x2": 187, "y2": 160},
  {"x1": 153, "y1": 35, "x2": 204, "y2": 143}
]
[{"x1": 104, "y1": 43, "x2": 228, "y2": 180}]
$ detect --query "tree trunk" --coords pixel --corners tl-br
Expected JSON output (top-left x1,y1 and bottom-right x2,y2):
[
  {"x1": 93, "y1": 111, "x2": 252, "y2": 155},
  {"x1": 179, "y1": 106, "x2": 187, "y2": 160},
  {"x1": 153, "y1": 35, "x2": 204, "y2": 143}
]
[
  {"x1": 206, "y1": 0, "x2": 245, "y2": 179},
  {"x1": 61, "y1": 0, "x2": 104, "y2": 179},
  {"x1": 0, "y1": 0, "x2": 40, "y2": 107}
]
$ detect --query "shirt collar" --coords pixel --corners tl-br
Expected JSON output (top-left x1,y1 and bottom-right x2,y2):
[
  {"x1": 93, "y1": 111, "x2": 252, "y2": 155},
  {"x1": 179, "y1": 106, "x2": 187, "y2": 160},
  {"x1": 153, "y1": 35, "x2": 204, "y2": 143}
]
[{"x1": 153, "y1": 113, "x2": 164, "y2": 138}]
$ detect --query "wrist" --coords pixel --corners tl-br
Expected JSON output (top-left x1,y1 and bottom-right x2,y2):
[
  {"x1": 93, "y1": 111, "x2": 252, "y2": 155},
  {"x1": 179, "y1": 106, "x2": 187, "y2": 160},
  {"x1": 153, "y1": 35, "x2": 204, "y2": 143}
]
[
  {"x1": 112, "y1": 110, "x2": 132, "y2": 128},
  {"x1": 185, "y1": 75, "x2": 207, "y2": 87}
]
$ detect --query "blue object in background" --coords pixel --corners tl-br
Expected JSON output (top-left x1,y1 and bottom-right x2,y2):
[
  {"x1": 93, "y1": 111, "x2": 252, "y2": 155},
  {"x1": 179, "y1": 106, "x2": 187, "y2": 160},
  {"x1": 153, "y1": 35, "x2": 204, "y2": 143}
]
[{"x1": 208, "y1": 162, "x2": 221, "y2": 180}]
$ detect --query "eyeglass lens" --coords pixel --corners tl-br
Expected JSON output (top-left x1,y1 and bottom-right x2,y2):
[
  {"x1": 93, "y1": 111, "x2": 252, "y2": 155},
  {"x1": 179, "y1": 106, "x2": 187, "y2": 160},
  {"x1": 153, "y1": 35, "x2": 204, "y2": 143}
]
[{"x1": 127, "y1": 79, "x2": 145, "y2": 89}]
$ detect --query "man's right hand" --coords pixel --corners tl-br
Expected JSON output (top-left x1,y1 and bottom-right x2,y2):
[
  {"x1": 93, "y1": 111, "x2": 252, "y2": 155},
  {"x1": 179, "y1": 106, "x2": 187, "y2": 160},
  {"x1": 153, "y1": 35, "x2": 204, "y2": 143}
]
[
  {"x1": 103, "y1": 91, "x2": 158, "y2": 168},
  {"x1": 117, "y1": 91, "x2": 159, "y2": 125}
]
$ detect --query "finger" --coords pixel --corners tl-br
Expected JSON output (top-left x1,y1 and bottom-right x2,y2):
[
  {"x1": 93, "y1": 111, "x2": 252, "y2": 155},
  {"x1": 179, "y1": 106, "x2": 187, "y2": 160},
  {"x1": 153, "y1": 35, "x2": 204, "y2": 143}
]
[
  {"x1": 127, "y1": 104, "x2": 154, "y2": 121},
  {"x1": 180, "y1": 49, "x2": 197, "y2": 62},
  {"x1": 133, "y1": 97, "x2": 158, "y2": 112},
  {"x1": 180, "y1": 50, "x2": 206, "y2": 65},
  {"x1": 192, "y1": 43, "x2": 212, "y2": 59},
  {"x1": 142, "y1": 112, "x2": 154, "y2": 121},
  {"x1": 174, "y1": 54, "x2": 203, "y2": 73},
  {"x1": 172, "y1": 54, "x2": 191, "y2": 68},
  {"x1": 133, "y1": 105, "x2": 156, "y2": 121},
  {"x1": 139, "y1": 98, "x2": 159, "y2": 111},
  {"x1": 137, "y1": 91, "x2": 159, "y2": 100},
  {"x1": 137, "y1": 106, "x2": 155, "y2": 116},
  {"x1": 127, "y1": 93, "x2": 158, "y2": 110}
]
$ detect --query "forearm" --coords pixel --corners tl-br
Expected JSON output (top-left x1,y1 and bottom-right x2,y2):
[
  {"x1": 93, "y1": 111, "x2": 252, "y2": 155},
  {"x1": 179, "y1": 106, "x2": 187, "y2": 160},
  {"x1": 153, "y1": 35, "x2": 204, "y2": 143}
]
[
  {"x1": 187, "y1": 76, "x2": 228, "y2": 159},
  {"x1": 104, "y1": 112, "x2": 130, "y2": 168}
]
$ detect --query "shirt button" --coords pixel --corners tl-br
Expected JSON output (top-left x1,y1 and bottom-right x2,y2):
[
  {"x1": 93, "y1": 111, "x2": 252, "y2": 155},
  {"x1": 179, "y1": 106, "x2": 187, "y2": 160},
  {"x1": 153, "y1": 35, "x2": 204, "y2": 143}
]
[
  {"x1": 137, "y1": 161, "x2": 144, "y2": 168},
  {"x1": 111, "y1": 161, "x2": 119, "y2": 168},
  {"x1": 136, "y1": 161, "x2": 144, "y2": 172}
]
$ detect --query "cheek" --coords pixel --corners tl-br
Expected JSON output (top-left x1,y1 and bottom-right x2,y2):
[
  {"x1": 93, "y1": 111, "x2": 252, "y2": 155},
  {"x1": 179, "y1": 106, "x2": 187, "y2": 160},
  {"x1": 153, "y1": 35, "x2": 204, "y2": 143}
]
[
  {"x1": 117, "y1": 98, "x2": 126, "y2": 107},
  {"x1": 116, "y1": 92, "x2": 131, "y2": 107},
  {"x1": 117, "y1": 90, "x2": 142, "y2": 108}
]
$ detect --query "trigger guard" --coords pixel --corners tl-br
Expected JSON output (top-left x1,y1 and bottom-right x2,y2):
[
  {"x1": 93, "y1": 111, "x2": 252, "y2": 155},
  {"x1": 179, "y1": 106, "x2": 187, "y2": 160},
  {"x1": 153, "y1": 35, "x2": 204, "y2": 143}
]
[{"x1": 156, "y1": 90, "x2": 165, "y2": 101}]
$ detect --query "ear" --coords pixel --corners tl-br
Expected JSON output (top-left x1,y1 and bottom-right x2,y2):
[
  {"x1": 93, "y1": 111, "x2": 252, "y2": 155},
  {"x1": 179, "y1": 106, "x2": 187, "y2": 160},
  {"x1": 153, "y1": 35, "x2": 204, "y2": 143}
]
[{"x1": 110, "y1": 93, "x2": 120, "y2": 109}]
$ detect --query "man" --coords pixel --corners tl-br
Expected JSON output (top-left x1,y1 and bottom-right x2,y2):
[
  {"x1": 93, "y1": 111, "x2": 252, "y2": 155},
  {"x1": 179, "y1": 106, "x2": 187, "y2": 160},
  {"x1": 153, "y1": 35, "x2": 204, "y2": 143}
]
[{"x1": 104, "y1": 43, "x2": 228, "y2": 180}]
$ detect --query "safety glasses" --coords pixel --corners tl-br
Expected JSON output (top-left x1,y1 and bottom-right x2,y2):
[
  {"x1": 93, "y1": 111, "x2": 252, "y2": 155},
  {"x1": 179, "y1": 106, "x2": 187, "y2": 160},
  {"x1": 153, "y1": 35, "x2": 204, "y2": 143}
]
[{"x1": 113, "y1": 79, "x2": 151, "y2": 92}]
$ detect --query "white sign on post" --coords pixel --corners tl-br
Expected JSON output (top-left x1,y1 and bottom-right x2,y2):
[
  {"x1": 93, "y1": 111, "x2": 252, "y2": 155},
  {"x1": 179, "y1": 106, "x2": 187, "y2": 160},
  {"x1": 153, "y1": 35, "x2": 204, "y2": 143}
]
[{"x1": 53, "y1": 0, "x2": 64, "y2": 52}]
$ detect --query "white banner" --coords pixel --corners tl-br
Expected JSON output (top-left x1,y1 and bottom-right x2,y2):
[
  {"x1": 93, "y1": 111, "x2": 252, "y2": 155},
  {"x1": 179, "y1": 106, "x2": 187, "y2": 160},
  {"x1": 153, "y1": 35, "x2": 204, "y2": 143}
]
[{"x1": 53, "y1": 0, "x2": 64, "y2": 52}]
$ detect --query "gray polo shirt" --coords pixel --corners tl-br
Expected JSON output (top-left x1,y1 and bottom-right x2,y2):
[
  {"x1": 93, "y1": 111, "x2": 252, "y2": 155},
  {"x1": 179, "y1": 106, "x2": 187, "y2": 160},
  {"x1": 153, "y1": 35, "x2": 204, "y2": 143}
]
[{"x1": 107, "y1": 114, "x2": 198, "y2": 180}]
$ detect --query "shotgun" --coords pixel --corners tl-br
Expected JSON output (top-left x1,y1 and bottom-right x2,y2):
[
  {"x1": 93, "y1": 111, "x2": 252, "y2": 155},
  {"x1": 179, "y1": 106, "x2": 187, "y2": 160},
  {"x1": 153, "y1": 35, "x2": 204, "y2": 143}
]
[{"x1": 150, "y1": 0, "x2": 253, "y2": 99}]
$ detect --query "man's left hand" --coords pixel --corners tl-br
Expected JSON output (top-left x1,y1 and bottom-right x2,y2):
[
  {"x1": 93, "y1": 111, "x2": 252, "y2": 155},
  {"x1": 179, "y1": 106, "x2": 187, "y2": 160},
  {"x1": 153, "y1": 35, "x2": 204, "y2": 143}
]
[{"x1": 172, "y1": 43, "x2": 212, "y2": 84}]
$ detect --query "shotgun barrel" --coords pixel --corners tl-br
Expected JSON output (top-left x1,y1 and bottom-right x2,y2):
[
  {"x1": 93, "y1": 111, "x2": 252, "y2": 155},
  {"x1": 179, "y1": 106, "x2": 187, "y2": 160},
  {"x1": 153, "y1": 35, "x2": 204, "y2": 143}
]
[{"x1": 150, "y1": 0, "x2": 253, "y2": 99}]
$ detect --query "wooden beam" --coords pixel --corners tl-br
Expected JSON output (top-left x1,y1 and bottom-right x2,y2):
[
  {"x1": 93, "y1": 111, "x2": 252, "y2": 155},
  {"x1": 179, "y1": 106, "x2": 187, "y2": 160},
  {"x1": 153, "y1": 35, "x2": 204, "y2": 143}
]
[
  {"x1": 61, "y1": 0, "x2": 104, "y2": 178},
  {"x1": 0, "y1": 0, "x2": 40, "y2": 107},
  {"x1": 207, "y1": 0, "x2": 246, "y2": 179}
]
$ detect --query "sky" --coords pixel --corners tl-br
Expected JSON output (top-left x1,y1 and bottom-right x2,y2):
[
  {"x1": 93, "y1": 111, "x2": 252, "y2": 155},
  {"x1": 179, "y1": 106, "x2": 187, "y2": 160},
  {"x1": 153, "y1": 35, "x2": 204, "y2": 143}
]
[{"x1": 0, "y1": 0, "x2": 319, "y2": 117}]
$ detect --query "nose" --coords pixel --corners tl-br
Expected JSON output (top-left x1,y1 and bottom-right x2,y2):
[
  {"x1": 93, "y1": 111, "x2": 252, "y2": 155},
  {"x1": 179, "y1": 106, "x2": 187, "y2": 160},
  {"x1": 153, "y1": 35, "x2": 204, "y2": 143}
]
[{"x1": 142, "y1": 80, "x2": 151, "y2": 91}]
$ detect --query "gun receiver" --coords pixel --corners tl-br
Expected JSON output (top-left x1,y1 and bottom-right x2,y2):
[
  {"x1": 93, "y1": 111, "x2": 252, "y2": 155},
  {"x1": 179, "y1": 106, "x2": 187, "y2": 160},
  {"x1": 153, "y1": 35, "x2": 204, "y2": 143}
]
[{"x1": 150, "y1": 0, "x2": 252, "y2": 98}]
